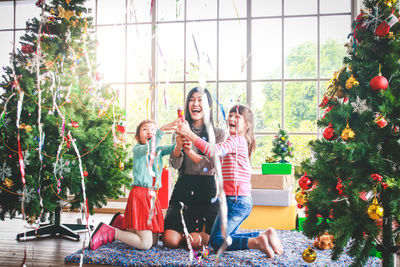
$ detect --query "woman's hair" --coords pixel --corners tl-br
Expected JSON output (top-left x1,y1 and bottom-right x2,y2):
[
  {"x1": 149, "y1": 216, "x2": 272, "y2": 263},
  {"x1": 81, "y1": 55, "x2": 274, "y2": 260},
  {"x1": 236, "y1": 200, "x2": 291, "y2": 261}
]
[
  {"x1": 135, "y1": 119, "x2": 155, "y2": 144},
  {"x1": 185, "y1": 87, "x2": 215, "y2": 142},
  {"x1": 229, "y1": 105, "x2": 256, "y2": 157}
]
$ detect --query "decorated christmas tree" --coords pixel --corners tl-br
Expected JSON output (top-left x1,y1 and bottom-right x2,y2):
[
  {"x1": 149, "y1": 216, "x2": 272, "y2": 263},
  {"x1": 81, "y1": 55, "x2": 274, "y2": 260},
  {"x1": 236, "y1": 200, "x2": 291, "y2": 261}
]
[
  {"x1": 299, "y1": 0, "x2": 400, "y2": 266},
  {"x1": 271, "y1": 126, "x2": 293, "y2": 163},
  {"x1": 0, "y1": 0, "x2": 132, "y2": 238}
]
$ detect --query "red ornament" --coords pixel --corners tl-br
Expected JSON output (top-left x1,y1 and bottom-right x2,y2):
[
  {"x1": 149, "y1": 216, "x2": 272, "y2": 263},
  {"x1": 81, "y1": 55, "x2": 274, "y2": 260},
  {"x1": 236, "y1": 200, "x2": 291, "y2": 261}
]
[
  {"x1": 63, "y1": 136, "x2": 71, "y2": 148},
  {"x1": 71, "y1": 120, "x2": 78, "y2": 128},
  {"x1": 116, "y1": 124, "x2": 125, "y2": 134},
  {"x1": 374, "y1": 113, "x2": 388, "y2": 128},
  {"x1": 299, "y1": 172, "x2": 313, "y2": 190},
  {"x1": 323, "y1": 123, "x2": 337, "y2": 141},
  {"x1": 370, "y1": 75, "x2": 388, "y2": 91},
  {"x1": 21, "y1": 44, "x2": 34, "y2": 54},
  {"x1": 375, "y1": 13, "x2": 398, "y2": 37},
  {"x1": 83, "y1": 171, "x2": 88, "y2": 177},
  {"x1": 371, "y1": 173, "x2": 382, "y2": 182},
  {"x1": 336, "y1": 178, "x2": 344, "y2": 195},
  {"x1": 297, "y1": 204, "x2": 303, "y2": 209}
]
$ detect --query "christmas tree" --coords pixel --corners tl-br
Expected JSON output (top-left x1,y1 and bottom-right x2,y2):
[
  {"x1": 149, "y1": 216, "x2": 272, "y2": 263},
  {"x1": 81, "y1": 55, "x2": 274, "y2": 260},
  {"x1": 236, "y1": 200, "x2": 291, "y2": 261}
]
[
  {"x1": 271, "y1": 126, "x2": 293, "y2": 163},
  {"x1": 299, "y1": 0, "x2": 400, "y2": 266},
  {"x1": 0, "y1": 0, "x2": 132, "y2": 238}
]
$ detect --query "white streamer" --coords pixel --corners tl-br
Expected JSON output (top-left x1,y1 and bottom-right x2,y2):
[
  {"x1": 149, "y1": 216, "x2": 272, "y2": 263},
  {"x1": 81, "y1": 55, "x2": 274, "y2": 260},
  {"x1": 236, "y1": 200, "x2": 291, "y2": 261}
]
[
  {"x1": 68, "y1": 131, "x2": 90, "y2": 232},
  {"x1": 191, "y1": 35, "x2": 230, "y2": 258}
]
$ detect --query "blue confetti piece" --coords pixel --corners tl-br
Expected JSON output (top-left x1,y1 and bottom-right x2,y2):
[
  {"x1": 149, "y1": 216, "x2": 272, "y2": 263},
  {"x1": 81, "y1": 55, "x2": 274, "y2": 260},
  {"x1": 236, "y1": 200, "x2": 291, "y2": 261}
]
[
  {"x1": 203, "y1": 167, "x2": 208, "y2": 172},
  {"x1": 202, "y1": 136, "x2": 207, "y2": 140}
]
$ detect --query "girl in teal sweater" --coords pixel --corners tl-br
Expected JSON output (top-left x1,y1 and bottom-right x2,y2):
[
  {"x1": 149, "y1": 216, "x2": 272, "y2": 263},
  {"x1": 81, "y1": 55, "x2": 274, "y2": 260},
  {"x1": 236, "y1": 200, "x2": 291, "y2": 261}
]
[{"x1": 90, "y1": 119, "x2": 178, "y2": 250}]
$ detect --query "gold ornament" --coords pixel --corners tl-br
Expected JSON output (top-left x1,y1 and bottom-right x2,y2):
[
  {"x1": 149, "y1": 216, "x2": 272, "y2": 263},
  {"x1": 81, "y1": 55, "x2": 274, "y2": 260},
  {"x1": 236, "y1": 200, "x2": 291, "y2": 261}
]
[
  {"x1": 265, "y1": 156, "x2": 276, "y2": 163},
  {"x1": 295, "y1": 191, "x2": 309, "y2": 205},
  {"x1": 119, "y1": 161, "x2": 125, "y2": 171},
  {"x1": 388, "y1": 32, "x2": 395, "y2": 39},
  {"x1": 345, "y1": 74, "x2": 359, "y2": 89},
  {"x1": 324, "y1": 66, "x2": 346, "y2": 98},
  {"x1": 384, "y1": 0, "x2": 396, "y2": 7},
  {"x1": 302, "y1": 246, "x2": 317, "y2": 263},
  {"x1": 66, "y1": 0, "x2": 71, "y2": 4},
  {"x1": 367, "y1": 197, "x2": 384, "y2": 220},
  {"x1": 58, "y1": 5, "x2": 75, "y2": 21},
  {"x1": 341, "y1": 123, "x2": 356, "y2": 141},
  {"x1": 3, "y1": 178, "x2": 13, "y2": 189}
]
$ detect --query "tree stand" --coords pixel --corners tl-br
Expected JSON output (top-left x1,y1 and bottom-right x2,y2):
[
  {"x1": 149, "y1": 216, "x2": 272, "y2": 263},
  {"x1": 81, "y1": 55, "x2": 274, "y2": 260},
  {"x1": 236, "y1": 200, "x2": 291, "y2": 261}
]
[{"x1": 16, "y1": 207, "x2": 92, "y2": 241}]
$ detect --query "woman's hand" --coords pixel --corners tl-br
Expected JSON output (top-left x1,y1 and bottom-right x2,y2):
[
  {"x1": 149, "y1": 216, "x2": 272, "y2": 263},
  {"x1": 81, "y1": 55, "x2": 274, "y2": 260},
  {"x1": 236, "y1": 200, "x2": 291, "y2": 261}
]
[
  {"x1": 160, "y1": 119, "x2": 179, "y2": 132},
  {"x1": 176, "y1": 134, "x2": 185, "y2": 149},
  {"x1": 177, "y1": 121, "x2": 191, "y2": 136},
  {"x1": 172, "y1": 133, "x2": 184, "y2": 158},
  {"x1": 182, "y1": 139, "x2": 192, "y2": 154}
]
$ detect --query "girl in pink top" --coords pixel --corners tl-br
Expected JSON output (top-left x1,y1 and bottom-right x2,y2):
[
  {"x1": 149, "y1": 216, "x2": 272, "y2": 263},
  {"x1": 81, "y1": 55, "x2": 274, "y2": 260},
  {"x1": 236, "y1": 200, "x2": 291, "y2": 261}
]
[{"x1": 178, "y1": 104, "x2": 283, "y2": 258}]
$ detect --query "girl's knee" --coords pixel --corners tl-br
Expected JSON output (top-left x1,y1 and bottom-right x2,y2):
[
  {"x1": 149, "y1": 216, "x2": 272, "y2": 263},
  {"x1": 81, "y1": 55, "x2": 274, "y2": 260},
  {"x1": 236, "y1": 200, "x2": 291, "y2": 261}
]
[
  {"x1": 162, "y1": 230, "x2": 182, "y2": 248},
  {"x1": 139, "y1": 238, "x2": 154, "y2": 250}
]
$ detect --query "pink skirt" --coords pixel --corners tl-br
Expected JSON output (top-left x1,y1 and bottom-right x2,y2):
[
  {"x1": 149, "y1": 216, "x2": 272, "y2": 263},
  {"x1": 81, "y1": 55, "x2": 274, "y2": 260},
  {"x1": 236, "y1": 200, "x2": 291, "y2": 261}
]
[{"x1": 123, "y1": 186, "x2": 164, "y2": 233}]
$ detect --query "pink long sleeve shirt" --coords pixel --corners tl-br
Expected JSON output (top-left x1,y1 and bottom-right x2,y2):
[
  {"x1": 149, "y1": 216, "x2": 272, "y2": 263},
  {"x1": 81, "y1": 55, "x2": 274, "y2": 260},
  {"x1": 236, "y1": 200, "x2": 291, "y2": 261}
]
[{"x1": 194, "y1": 135, "x2": 252, "y2": 197}]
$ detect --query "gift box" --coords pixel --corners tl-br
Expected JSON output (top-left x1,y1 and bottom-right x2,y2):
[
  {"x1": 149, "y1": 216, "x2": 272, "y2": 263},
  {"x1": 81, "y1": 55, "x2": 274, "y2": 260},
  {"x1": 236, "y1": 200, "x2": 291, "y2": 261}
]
[
  {"x1": 262, "y1": 163, "x2": 292, "y2": 175},
  {"x1": 159, "y1": 168, "x2": 172, "y2": 209},
  {"x1": 251, "y1": 188, "x2": 293, "y2": 206},
  {"x1": 240, "y1": 205, "x2": 296, "y2": 230},
  {"x1": 251, "y1": 173, "x2": 293, "y2": 190}
]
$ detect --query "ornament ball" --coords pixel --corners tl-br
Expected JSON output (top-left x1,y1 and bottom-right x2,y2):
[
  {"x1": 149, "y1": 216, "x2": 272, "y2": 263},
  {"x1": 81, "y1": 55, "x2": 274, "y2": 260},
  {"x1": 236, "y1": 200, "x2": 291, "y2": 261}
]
[
  {"x1": 302, "y1": 246, "x2": 317, "y2": 263},
  {"x1": 370, "y1": 75, "x2": 388, "y2": 91},
  {"x1": 367, "y1": 198, "x2": 384, "y2": 220},
  {"x1": 341, "y1": 123, "x2": 355, "y2": 141},
  {"x1": 299, "y1": 173, "x2": 313, "y2": 190}
]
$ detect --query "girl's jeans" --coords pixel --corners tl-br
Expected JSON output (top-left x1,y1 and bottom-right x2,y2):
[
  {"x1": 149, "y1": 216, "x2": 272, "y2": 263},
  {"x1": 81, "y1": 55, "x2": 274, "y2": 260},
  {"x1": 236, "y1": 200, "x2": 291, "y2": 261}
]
[{"x1": 209, "y1": 195, "x2": 259, "y2": 251}]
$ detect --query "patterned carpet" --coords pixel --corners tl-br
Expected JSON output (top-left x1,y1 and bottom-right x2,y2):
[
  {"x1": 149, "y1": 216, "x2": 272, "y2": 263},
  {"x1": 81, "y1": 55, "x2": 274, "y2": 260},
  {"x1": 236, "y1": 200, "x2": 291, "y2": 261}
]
[{"x1": 64, "y1": 230, "x2": 382, "y2": 266}]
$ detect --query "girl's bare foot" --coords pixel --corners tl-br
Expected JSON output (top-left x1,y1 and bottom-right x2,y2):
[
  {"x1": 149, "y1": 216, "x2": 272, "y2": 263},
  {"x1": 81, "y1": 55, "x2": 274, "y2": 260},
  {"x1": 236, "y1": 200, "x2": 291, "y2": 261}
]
[
  {"x1": 248, "y1": 235, "x2": 275, "y2": 258},
  {"x1": 262, "y1": 228, "x2": 283, "y2": 255}
]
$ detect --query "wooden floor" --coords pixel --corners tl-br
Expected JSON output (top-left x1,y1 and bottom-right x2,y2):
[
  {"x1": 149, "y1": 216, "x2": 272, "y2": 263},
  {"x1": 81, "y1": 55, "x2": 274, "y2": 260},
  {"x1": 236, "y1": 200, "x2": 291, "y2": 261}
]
[{"x1": 0, "y1": 212, "x2": 114, "y2": 267}]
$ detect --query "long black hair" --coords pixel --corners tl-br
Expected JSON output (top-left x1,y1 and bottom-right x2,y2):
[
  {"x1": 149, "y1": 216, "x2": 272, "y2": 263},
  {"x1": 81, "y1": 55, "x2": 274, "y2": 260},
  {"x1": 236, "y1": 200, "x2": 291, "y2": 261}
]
[{"x1": 184, "y1": 87, "x2": 214, "y2": 142}]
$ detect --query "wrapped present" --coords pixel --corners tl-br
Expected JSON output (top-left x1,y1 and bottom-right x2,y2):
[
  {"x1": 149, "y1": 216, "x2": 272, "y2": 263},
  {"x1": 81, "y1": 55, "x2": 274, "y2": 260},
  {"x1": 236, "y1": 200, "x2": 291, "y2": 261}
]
[
  {"x1": 251, "y1": 173, "x2": 294, "y2": 190},
  {"x1": 262, "y1": 163, "x2": 292, "y2": 175}
]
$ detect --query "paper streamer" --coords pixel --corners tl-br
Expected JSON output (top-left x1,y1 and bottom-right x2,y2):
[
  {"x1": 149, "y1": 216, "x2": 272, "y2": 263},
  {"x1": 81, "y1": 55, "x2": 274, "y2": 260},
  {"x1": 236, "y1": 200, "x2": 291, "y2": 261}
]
[
  {"x1": 112, "y1": 98, "x2": 117, "y2": 148},
  {"x1": 68, "y1": 131, "x2": 90, "y2": 230},
  {"x1": 191, "y1": 33, "x2": 229, "y2": 258},
  {"x1": 201, "y1": 88, "x2": 230, "y2": 259},
  {"x1": 0, "y1": 92, "x2": 15, "y2": 128},
  {"x1": 231, "y1": 0, "x2": 241, "y2": 22},
  {"x1": 146, "y1": 132, "x2": 158, "y2": 225},
  {"x1": 11, "y1": 60, "x2": 27, "y2": 219},
  {"x1": 34, "y1": 6, "x2": 47, "y2": 225},
  {"x1": 179, "y1": 202, "x2": 195, "y2": 263}
]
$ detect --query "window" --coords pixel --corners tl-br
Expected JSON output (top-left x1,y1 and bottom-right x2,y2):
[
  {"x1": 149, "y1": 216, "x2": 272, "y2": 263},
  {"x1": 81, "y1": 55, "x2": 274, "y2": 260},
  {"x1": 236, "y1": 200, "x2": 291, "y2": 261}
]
[{"x1": 0, "y1": 0, "x2": 355, "y2": 168}]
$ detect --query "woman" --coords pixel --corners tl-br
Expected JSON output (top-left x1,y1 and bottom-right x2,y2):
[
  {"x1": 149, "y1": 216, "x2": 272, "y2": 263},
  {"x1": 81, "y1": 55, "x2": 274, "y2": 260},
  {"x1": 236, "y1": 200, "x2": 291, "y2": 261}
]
[{"x1": 162, "y1": 87, "x2": 225, "y2": 250}]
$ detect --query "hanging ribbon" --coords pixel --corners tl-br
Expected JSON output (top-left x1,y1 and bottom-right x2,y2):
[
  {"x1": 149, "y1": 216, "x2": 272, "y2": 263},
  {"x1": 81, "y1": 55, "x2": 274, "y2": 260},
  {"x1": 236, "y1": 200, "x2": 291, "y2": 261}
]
[
  {"x1": 199, "y1": 87, "x2": 230, "y2": 259},
  {"x1": 179, "y1": 202, "x2": 195, "y2": 263},
  {"x1": 34, "y1": 5, "x2": 47, "y2": 225},
  {"x1": 68, "y1": 131, "x2": 90, "y2": 230}
]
